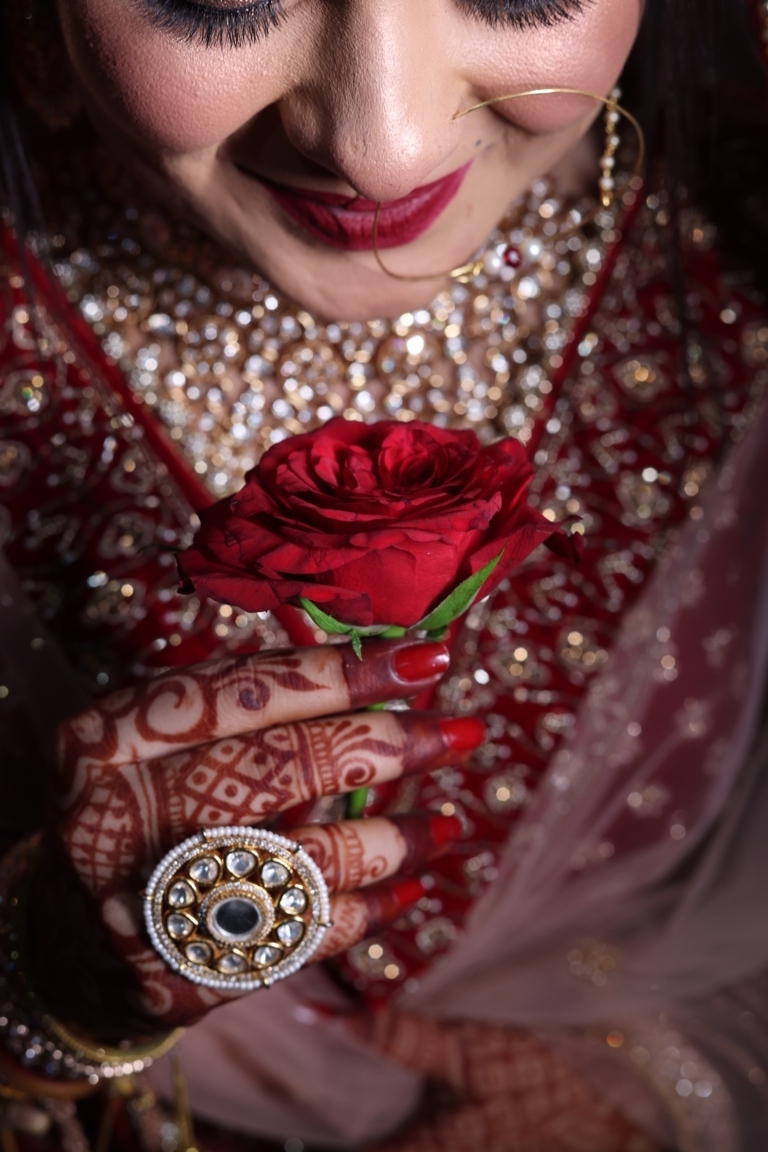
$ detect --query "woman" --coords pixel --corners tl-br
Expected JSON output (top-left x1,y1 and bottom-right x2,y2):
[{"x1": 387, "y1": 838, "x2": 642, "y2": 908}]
[{"x1": 2, "y1": 0, "x2": 768, "y2": 1147}]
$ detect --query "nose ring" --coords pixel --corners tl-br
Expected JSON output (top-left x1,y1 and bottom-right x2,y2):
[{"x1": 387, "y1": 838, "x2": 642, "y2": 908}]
[{"x1": 371, "y1": 86, "x2": 645, "y2": 283}]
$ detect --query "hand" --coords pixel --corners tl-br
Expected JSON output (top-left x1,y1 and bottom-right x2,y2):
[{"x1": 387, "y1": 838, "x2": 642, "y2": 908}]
[
  {"x1": 362, "y1": 1011, "x2": 661, "y2": 1152},
  {"x1": 31, "y1": 639, "x2": 484, "y2": 1040}
]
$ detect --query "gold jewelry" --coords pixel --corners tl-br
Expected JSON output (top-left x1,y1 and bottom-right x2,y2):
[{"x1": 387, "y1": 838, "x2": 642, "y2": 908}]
[
  {"x1": 144, "y1": 828, "x2": 332, "y2": 991},
  {"x1": 39, "y1": 1015, "x2": 181, "y2": 1078},
  {"x1": 372, "y1": 86, "x2": 645, "y2": 283},
  {"x1": 53, "y1": 163, "x2": 606, "y2": 495},
  {"x1": 597, "y1": 88, "x2": 624, "y2": 209},
  {"x1": 0, "y1": 837, "x2": 181, "y2": 1087}
]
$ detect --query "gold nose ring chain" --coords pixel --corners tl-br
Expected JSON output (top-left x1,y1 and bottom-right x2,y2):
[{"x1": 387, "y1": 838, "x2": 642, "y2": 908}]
[{"x1": 371, "y1": 87, "x2": 646, "y2": 283}]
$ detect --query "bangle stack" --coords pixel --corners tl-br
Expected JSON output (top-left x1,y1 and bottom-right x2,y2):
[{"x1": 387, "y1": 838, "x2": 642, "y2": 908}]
[{"x1": 0, "y1": 836, "x2": 181, "y2": 1090}]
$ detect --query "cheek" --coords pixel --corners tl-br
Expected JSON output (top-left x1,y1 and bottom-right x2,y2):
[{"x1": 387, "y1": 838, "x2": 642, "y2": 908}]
[
  {"x1": 57, "y1": 0, "x2": 275, "y2": 153},
  {"x1": 468, "y1": 0, "x2": 643, "y2": 135}
]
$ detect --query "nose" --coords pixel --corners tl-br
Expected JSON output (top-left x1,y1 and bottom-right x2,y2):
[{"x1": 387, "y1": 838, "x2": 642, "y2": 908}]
[{"x1": 279, "y1": 0, "x2": 460, "y2": 202}]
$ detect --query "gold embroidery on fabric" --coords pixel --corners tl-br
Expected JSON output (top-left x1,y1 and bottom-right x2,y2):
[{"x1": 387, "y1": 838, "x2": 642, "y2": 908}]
[{"x1": 53, "y1": 176, "x2": 620, "y2": 496}]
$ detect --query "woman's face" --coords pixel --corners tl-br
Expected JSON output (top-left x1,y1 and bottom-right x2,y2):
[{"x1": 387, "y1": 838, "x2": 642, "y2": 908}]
[{"x1": 56, "y1": 0, "x2": 642, "y2": 320}]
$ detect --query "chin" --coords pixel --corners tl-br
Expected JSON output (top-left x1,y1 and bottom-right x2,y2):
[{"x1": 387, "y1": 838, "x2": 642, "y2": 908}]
[
  {"x1": 251, "y1": 257, "x2": 456, "y2": 323},
  {"x1": 214, "y1": 218, "x2": 476, "y2": 323}
]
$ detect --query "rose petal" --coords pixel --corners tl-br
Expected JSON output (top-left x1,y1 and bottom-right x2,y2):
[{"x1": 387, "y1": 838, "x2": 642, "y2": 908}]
[{"x1": 179, "y1": 417, "x2": 576, "y2": 627}]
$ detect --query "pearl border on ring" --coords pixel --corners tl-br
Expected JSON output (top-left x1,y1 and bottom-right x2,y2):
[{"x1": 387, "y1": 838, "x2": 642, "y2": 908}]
[{"x1": 143, "y1": 827, "x2": 331, "y2": 992}]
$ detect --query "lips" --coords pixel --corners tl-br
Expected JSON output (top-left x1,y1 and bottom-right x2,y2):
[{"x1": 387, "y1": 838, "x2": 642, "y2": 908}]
[{"x1": 257, "y1": 162, "x2": 471, "y2": 251}]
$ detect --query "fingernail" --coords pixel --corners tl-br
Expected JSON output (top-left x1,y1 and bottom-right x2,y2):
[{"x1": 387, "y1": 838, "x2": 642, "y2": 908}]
[
  {"x1": 390, "y1": 877, "x2": 428, "y2": 908},
  {"x1": 343, "y1": 640, "x2": 450, "y2": 709},
  {"x1": 392, "y1": 813, "x2": 463, "y2": 872},
  {"x1": 363, "y1": 877, "x2": 427, "y2": 936},
  {"x1": 398, "y1": 712, "x2": 484, "y2": 775},
  {"x1": 439, "y1": 716, "x2": 486, "y2": 754},
  {"x1": 427, "y1": 814, "x2": 464, "y2": 847},
  {"x1": 392, "y1": 643, "x2": 450, "y2": 683}
]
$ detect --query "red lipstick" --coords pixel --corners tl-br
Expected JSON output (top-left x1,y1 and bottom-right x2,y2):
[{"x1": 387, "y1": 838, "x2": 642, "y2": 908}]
[{"x1": 258, "y1": 163, "x2": 471, "y2": 251}]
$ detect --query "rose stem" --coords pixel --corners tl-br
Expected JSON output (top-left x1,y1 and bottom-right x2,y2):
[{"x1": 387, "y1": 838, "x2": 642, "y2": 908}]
[{"x1": 346, "y1": 628, "x2": 406, "y2": 818}]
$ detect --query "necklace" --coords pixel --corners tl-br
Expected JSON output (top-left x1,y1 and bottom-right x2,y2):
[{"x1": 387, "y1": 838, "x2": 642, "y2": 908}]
[
  {"x1": 9, "y1": 148, "x2": 766, "y2": 1031},
  {"x1": 49, "y1": 162, "x2": 618, "y2": 496}
]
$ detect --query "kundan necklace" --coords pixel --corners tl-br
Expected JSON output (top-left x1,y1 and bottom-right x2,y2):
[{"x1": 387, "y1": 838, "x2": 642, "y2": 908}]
[{"x1": 48, "y1": 160, "x2": 621, "y2": 497}]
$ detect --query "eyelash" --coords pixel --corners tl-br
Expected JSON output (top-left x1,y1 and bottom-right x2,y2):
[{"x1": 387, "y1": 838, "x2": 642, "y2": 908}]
[
  {"x1": 139, "y1": 0, "x2": 284, "y2": 48},
  {"x1": 459, "y1": 0, "x2": 584, "y2": 29},
  {"x1": 140, "y1": 0, "x2": 582, "y2": 51}
]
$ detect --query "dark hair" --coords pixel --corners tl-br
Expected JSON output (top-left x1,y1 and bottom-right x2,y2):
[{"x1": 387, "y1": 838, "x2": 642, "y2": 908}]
[
  {"x1": 1, "y1": 0, "x2": 768, "y2": 282},
  {"x1": 627, "y1": 0, "x2": 768, "y2": 292}
]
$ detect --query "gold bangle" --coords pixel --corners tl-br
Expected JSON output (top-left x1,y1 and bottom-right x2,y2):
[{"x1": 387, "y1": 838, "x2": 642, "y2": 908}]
[
  {"x1": 0, "y1": 835, "x2": 182, "y2": 1085},
  {"x1": 40, "y1": 1015, "x2": 182, "y2": 1075}
]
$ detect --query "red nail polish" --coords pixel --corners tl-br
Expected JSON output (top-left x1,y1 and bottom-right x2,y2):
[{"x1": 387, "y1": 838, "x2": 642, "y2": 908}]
[
  {"x1": 389, "y1": 877, "x2": 428, "y2": 909},
  {"x1": 427, "y1": 814, "x2": 464, "y2": 847},
  {"x1": 363, "y1": 876, "x2": 428, "y2": 936},
  {"x1": 439, "y1": 716, "x2": 486, "y2": 753},
  {"x1": 392, "y1": 643, "x2": 450, "y2": 683}
]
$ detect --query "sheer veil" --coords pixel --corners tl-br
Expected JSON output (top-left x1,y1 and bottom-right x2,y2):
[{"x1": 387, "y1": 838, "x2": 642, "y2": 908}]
[
  {"x1": 148, "y1": 400, "x2": 768, "y2": 1152},
  {"x1": 4, "y1": 280, "x2": 768, "y2": 1152},
  {"x1": 2, "y1": 2, "x2": 768, "y2": 1147},
  {"x1": 403, "y1": 396, "x2": 768, "y2": 1149}
]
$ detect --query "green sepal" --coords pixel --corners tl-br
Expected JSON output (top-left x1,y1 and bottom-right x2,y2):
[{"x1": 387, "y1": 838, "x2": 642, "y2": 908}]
[
  {"x1": 298, "y1": 597, "x2": 357, "y2": 635},
  {"x1": 416, "y1": 549, "x2": 505, "y2": 633},
  {"x1": 298, "y1": 597, "x2": 391, "y2": 637},
  {"x1": 298, "y1": 598, "x2": 395, "y2": 661},
  {"x1": 298, "y1": 547, "x2": 504, "y2": 655},
  {"x1": 425, "y1": 626, "x2": 449, "y2": 642}
]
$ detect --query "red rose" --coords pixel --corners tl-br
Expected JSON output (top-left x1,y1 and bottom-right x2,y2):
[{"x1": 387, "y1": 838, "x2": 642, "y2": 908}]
[{"x1": 178, "y1": 418, "x2": 576, "y2": 628}]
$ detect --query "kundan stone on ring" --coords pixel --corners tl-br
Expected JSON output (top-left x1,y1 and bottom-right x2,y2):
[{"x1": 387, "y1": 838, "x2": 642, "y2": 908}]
[{"x1": 144, "y1": 827, "x2": 331, "y2": 991}]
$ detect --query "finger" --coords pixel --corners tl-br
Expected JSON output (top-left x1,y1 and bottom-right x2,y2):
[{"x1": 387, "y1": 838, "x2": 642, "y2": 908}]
[
  {"x1": 136, "y1": 713, "x2": 484, "y2": 840},
  {"x1": 56, "y1": 638, "x2": 450, "y2": 771},
  {"x1": 58, "y1": 711, "x2": 483, "y2": 897},
  {"x1": 294, "y1": 813, "x2": 463, "y2": 893},
  {"x1": 313, "y1": 876, "x2": 427, "y2": 961}
]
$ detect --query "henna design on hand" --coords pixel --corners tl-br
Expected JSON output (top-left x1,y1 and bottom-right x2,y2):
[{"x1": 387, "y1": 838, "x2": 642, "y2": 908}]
[
  {"x1": 236, "y1": 655, "x2": 327, "y2": 712},
  {"x1": 287, "y1": 812, "x2": 464, "y2": 896},
  {"x1": 57, "y1": 713, "x2": 410, "y2": 899},
  {"x1": 312, "y1": 877, "x2": 426, "y2": 962},
  {"x1": 55, "y1": 648, "x2": 337, "y2": 797},
  {"x1": 313, "y1": 896, "x2": 368, "y2": 962},
  {"x1": 58, "y1": 711, "x2": 470, "y2": 900},
  {"x1": 56, "y1": 642, "x2": 452, "y2": 795},
  {"x1": 45, "y1": 642, "x2": 460, "y2": 1032},
  {"x1": 295, "y1": 823, "x2": 371, "y2": 892}
]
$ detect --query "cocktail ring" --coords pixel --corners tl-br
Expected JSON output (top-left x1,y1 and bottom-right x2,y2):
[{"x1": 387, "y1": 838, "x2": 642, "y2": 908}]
[{"x1": 144, "y1": 827, "x2": 331, "y2": 991}]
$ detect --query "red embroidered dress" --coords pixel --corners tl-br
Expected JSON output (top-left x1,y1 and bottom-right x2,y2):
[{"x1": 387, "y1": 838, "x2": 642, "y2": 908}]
[{"x1": 0, "y1": 178, "x2": 766, "y2": 1008}]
